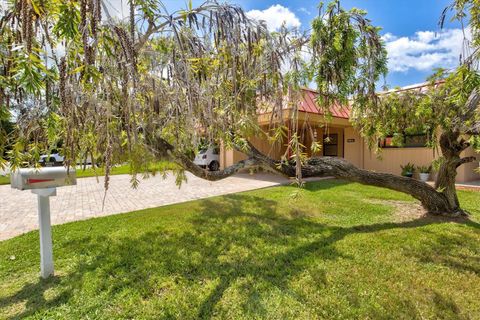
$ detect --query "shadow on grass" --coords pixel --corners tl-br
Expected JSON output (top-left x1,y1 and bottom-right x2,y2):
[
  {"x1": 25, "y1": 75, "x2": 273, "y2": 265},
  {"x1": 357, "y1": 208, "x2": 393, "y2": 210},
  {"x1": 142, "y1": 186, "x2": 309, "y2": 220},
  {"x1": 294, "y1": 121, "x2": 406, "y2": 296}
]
[
  {"x1": 0, "y1": 276, "x2": 67, "y2": 320},
  {"x1": 302, "y1": 179, "x2": 351, "y2": 191},
  {"x1": 1, "y1": 193, "x2": 479, "y2": 319}
]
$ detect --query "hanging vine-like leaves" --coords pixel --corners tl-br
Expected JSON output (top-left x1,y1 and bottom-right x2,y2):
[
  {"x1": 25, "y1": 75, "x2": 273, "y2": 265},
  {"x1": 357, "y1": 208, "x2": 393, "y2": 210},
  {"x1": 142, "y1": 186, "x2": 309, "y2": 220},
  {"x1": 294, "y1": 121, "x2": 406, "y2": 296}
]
[
  {"x1": 7, "y1": 0, "x2": 476, "y2": 192},
  {"x1": 0, "y1": 0, "x2": 295, "y2": 187}
]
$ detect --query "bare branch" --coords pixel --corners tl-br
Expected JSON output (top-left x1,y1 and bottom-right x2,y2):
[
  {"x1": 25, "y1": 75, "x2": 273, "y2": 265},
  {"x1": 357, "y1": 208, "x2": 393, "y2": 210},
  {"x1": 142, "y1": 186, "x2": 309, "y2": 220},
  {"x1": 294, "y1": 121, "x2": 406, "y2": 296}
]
[
  {"x1": 153, "y1": 137, "x2": 261, "y2": 181},
  {"x1": 456, "y1": 156, "x2": 477, "y2": 168}
]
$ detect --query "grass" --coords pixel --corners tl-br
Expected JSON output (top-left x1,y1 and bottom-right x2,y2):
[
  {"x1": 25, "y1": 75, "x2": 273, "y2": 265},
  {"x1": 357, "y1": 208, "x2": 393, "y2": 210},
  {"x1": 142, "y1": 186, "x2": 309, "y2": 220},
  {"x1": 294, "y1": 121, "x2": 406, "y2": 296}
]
[
  {"x1": 0, "y1": 161, "x2": 178, "y2": 185},
  {"x1": 0, "y1": 175, "x2": 8, "y2": 185},
  {"x1": 0, "y1": 180, "x2": 479, "y2": 319},
  {"x1": 75, "y1": 161, "x2": 179, "y2": 178}
]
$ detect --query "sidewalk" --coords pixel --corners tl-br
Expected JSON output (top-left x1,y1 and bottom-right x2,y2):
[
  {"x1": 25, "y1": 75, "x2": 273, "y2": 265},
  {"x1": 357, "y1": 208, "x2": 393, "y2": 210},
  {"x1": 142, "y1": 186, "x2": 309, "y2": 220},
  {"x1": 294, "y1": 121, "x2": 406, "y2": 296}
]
[{"x1": 0, "y1": 172, "x2": 328, "y2": 241}]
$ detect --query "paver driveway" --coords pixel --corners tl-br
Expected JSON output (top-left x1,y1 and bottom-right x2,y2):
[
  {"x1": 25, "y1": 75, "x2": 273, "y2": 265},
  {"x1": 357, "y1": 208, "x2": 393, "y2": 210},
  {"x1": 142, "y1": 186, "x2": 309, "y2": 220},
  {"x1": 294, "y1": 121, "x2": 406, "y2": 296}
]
[{"x1": 0, "y1": 172, "x2": 291, "y2": 241}]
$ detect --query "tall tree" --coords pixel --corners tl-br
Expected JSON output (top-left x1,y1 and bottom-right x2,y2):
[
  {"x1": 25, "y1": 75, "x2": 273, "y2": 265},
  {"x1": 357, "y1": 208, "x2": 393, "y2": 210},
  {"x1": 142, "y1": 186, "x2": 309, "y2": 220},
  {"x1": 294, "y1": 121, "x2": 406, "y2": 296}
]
[{"x1": 0, "y1": 0, "x2": 478, "y2": 216}]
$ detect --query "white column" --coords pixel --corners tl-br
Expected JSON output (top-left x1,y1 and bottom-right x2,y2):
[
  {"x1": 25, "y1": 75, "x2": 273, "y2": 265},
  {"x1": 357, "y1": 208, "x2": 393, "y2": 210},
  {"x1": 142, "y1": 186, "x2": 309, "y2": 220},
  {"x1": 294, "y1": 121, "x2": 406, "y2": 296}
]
[{"x1": 32, "y1": 188, "x2": 57, "y2": 279}]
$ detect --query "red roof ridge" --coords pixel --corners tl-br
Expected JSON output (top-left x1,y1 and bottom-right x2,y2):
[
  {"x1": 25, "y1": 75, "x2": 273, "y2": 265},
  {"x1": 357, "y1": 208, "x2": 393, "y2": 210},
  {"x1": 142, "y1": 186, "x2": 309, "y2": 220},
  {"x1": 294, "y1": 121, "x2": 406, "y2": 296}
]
[
  {"x1": 298, "y1": 88, "x2": 351, "y2": 119},
  {"x1": 288, "y1": 80, "x2": 444, "y2": 120},
  {"x1": 300, "y1": 87, "x2": 319, "y2": 94},
  {"x1": 378, "y1": 79, "x2": 445, "y2": 95}
]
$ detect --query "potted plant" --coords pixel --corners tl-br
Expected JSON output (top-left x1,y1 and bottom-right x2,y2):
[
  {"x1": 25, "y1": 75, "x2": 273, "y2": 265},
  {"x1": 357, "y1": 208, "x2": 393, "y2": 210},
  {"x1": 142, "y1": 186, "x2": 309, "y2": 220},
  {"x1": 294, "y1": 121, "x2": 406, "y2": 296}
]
[
  {"x1": 400, "y1": 162, "x2": 415, "y2": 178},
  {"x1": 417, "y1": 165, "x2": 432, "y2": 182}
]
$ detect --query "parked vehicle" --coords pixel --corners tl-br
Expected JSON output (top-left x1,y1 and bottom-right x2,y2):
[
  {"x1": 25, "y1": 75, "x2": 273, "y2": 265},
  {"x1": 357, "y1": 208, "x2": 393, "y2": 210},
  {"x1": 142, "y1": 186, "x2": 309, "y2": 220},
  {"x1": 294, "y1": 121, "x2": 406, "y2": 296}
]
[
  {"x1": 39, "y1": 153, "x2": 64, "y2": 167},
  {"x1": 193, "y1": 147, "x2": 220, "y2": 171}
]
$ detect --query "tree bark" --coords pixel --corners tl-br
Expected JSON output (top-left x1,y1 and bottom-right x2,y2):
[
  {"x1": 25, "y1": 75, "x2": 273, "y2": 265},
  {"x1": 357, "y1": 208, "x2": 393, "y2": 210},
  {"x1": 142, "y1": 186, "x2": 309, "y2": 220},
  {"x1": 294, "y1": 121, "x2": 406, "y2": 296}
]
[
  {"x1": 434, "y1": 131, "x2": 476, "y2": 214},
  {"x1": 435, "y1": 158, "x2": 460, "y2": 210},
  {"x1": 248, "y1": 146, "x2": 456, "y2": 215},
  {"x1": 155, "y1": 138, "x2": 472, "y2": 217}
]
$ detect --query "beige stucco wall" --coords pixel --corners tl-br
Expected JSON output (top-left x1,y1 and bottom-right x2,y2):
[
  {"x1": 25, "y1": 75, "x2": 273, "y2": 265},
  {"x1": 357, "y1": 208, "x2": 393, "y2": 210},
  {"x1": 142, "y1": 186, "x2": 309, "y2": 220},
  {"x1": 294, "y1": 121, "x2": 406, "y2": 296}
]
[
  {"x1": 250, "y1": 134, "x2": 286, "y2": 160},
  {"x1": 344, "y1": 126, "x2": 439, "y2": 176},
  {"x1": 220, "y1": 148, "x2": 248, "y2": 169},
  {"x1": 457, "y1": 147, "x2": 480, "y2": 182},
  {"x1": 337, "y1": 126, "x2": 479, "y2": 183},
  {"x1": 221, "y1": 125, "x2": 346, "y2": 169},
  {"x1": 221, "y1": 121, "x2": 480, "y2": 183},
  {"x1": 344, "y1": 127, "x2": 363, "y2": 168},
  {"x1": 362, "y1": 146, "x2": 438, "y2": 177},
  {"x1": 220, "y1": 126, "x2": 286, "y2": 169},
  {"x1": 361, "y1": 138, "x2": 479, "y2": 183}
]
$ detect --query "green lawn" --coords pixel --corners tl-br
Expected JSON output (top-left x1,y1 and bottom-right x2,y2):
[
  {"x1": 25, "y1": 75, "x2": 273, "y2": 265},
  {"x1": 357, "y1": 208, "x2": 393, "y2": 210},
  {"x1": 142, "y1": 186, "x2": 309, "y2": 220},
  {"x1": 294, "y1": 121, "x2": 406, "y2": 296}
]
[
  {"x1": 0, "y1": 175, "x2": 8, "y2": 185},
  {"x1": 0, "y1": 161, "x2": 178, "y2": 185},
  {"x1": 0, "y1": 180, "x2": 479, "y2": 319}
]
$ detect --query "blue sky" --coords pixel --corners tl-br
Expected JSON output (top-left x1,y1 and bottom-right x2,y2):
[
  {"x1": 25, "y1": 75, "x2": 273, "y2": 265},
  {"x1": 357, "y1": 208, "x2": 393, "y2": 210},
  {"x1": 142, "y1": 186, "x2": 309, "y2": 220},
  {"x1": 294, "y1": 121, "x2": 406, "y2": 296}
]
[
  {"x1": 108, "y1": 0, "x2": 468, "y2": 87},
  {"x1": 237, "y1": 0, "x2": 467, "y2": 87}
]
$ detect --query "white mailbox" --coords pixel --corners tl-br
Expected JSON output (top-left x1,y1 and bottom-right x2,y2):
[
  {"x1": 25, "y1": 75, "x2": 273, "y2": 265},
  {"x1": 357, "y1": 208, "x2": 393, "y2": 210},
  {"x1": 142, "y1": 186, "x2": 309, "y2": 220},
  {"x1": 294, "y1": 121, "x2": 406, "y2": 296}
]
[
  {"x1": 10, "y1": 167, "x2": 76, "y2": 279},
  {"x1": 10, "y1": 167, "x2": 76, "y2": 190}
]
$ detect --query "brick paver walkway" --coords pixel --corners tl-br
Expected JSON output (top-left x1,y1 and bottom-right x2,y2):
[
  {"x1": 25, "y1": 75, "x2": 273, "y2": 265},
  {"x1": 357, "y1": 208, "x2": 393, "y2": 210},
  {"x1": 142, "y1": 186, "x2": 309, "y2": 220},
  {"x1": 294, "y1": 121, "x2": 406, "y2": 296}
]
[{"x1": 0, "y1": 172, "x2": 292, "y2": 241}]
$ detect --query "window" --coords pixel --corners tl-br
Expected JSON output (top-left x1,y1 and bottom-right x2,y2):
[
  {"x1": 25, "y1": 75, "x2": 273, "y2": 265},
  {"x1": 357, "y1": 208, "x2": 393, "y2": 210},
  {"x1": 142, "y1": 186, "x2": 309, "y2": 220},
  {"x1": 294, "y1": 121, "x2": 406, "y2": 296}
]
[
  {"x1": 323, "y1": 134, "x2": 338, "y2": 156},
  {"x1": 379, "y1": 134, "x2": 428, "y2": 148}
]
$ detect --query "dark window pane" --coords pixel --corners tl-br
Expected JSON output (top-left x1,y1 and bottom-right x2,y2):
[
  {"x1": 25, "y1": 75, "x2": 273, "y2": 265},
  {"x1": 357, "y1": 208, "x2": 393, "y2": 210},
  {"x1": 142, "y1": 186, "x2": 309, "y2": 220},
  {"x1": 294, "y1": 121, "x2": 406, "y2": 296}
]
[
  {"x1": 324, "y1": 134, "x2": 338, "y2": 145},
  {"x1": 379, "y1": 134, "x2": 428, "y2": 148},
  {"x1": 323, "y1": 134, "x2": 338, "y2": 156},
  {"x1": 405, "y1": 135, "x2": 428, "y2": 147},
  {"x1": 324, "y1": 145, "x2": 338, "y2": 156}
]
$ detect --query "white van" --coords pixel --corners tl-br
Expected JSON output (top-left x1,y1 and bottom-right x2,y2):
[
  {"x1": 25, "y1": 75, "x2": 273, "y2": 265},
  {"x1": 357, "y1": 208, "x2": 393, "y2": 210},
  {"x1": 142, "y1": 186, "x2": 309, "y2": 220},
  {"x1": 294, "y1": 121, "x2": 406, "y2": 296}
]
[
  {"x1": 39, "y1": 153, "x2": 64, "y2": 167},
  {"x1": 193, "y1": 147, "x2": 220, "y2": 171}
]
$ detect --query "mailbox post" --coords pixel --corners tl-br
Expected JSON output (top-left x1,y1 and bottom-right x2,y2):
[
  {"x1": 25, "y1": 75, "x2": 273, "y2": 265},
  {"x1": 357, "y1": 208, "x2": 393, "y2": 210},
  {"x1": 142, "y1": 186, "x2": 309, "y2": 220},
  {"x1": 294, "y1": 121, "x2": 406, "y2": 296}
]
[{"x1": 11, "y1": 167, "x2": 76, "y2": 279}]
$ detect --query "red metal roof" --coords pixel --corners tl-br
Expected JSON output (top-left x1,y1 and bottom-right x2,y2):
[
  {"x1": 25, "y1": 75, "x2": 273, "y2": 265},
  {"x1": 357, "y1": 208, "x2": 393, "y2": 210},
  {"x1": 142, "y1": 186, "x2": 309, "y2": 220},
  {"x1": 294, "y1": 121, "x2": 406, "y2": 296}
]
[
  {"x1": 261, "y1": 82, "x2": 442, "y2": 120},
  {"x1": 299, "y1": 88, "x2": 351, "y2": 119},
  {"x1": 298, "y1": 81, "x2": 444, "y2": 120}
]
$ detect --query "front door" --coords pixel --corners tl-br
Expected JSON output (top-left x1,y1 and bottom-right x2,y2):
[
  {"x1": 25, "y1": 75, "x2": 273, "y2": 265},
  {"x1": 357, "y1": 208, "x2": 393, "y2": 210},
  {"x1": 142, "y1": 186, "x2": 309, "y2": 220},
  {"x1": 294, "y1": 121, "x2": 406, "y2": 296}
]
[{"x1": 323, "y1": 134, "x2": 338, "y2": 157}]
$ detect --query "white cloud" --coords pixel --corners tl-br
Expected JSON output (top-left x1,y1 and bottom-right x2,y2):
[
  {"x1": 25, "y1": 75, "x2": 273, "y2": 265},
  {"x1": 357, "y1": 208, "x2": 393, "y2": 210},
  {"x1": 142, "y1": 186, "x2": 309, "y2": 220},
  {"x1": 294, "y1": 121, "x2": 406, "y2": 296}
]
[
  {"x1": 298, "y1": 7, "x2": 311, "y2": 15},
  {"x1": 102, "y1": 0, "x2": 130, "y2": 20},
  {"x1": 0, "y1": 1, "x2": 6, "y2": 13},
  {"x1": 247, "y1": 4, "x2": 301, "y2": 31},
  {"x1": 381, "y1": 33, "x2": 397, "y2": 42},
  {"x1": 383, "y1": 28, "x2": 470, "y2": 72}
]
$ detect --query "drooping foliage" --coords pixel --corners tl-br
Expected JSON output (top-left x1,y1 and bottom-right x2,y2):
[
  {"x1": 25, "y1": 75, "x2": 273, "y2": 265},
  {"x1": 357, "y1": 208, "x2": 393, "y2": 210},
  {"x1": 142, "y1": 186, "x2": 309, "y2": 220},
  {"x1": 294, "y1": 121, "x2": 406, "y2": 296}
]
[
  {"x1": 0, "y1": 0, "x2": 387, "y2": 187},
  {"x1": 0, "y1": 0, "x2": 292, "y2": 185},
  {"x1": 441, "y1": 0, "x2": 480, "y2": 59},
  {"x1": 1, "y1": 0, "x2": 478, "y2": 215},
  {"x1": 353, "y1": 0, "x2": 480, "y2": 156},
  {"x1": 353, "y1": 67, "x2": 480, "y2": 152},
  {"x1": 309, "y1": 1, "x2": 387, "y2": 110}
]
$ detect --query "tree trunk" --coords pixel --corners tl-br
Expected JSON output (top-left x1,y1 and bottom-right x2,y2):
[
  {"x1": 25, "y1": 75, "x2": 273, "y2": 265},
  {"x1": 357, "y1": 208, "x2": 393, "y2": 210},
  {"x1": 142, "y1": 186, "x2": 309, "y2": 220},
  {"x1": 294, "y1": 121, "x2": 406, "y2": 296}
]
[
  {"x1": 280, "y1": 157, "x2": 456, "y2": 215},
  {"x1": 434, "y1": 131, "x2": 476, "y2": 215},
  {"x1": 156, "y1": 138, "x2": 469, "y2": 217},
  {"x1": 179, "y1": 141, "x2": 459, "y2": 215},
  {"x1": 434, "y1": 158, "x2": 460, "y2": 211}
]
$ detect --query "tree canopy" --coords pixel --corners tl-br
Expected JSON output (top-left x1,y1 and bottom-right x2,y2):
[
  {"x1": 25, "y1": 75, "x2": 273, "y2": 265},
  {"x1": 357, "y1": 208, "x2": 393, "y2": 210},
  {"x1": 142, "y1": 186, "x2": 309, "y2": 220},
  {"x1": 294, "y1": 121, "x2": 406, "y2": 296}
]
[
  {"x1": 0, "y1": 0, "x2": 479, "y2": 216},
  {"x1": 0, "y1": 0, "x2": 385, "y2": 181}
]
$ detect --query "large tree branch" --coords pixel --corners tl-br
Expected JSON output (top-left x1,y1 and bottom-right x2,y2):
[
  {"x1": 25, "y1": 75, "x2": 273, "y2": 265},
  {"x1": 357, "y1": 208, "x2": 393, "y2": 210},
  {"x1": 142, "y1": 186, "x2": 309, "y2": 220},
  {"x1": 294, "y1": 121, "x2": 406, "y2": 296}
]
[
  {"x1": 154, "y1": 137, "x2": 263, "y2": 181},
  {"x1": 153, "y1": 137, "x2": 457, "y2": 215},
  {"x1": 296, "y1": 158, "x2": 451, "y2": 213},
  {"x1": 241, "y1": 142, "x2": 458, "y2": 214},
  {"x1": 456, "y1": 156, "x2": 477, "y2": 168},
  {"x1": 169, "y1": 150, "x2": 261, "y2": 181}
]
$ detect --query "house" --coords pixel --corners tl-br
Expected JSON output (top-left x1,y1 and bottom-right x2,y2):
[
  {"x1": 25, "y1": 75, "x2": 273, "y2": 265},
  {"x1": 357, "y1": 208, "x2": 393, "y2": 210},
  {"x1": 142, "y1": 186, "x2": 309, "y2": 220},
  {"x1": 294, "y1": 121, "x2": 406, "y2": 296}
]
[{"x1": 219, "y1": 83, "x2": 480, "y2": 183}]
